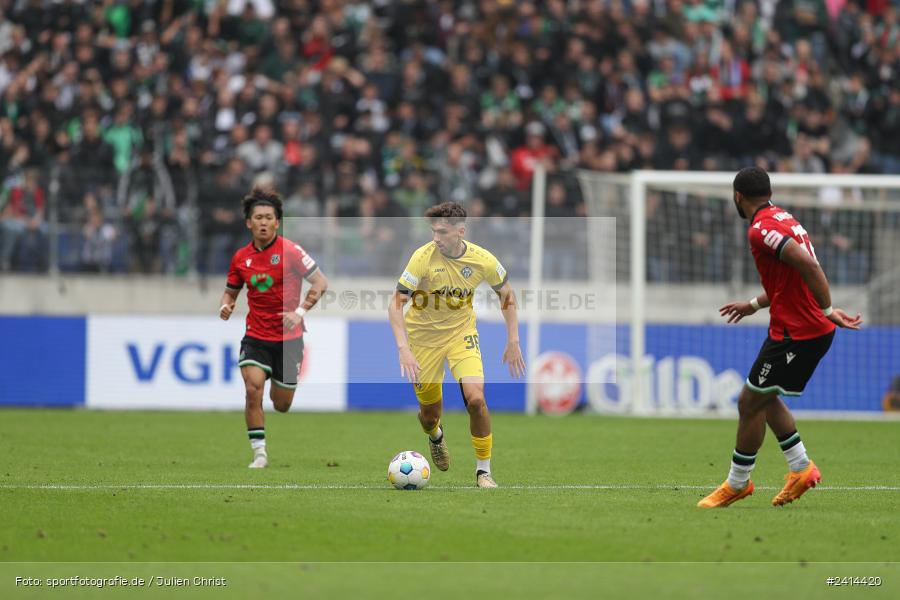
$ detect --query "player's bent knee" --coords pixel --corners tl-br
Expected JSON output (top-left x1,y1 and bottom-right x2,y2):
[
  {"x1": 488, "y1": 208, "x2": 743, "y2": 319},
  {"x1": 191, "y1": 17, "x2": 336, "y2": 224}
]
[
  {"x1": 465, "y1": 394, "x2": 487, "y2": 415},
  {"x1": 245, "y1": 380, "x2": 264, "y2": 400}
]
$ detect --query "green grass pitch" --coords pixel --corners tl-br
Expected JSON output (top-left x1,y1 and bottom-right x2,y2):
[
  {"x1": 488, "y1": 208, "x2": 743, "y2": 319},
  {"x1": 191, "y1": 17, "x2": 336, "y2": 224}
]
[{"x1": 1, "y1": 409, "x2": 897, "y2": 599}]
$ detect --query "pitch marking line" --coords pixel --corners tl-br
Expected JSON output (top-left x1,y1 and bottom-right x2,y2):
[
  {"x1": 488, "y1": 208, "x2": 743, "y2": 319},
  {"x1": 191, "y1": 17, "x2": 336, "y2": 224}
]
[{"x1": 1, "y1": 484, "x2": 899, "y2": 491}]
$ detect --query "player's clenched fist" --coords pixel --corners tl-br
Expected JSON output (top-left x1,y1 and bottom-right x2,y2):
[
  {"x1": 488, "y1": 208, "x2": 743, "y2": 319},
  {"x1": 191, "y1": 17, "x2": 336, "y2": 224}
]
[{"x1": 220, "y1": 302, "x2": 235, "y2": 320}]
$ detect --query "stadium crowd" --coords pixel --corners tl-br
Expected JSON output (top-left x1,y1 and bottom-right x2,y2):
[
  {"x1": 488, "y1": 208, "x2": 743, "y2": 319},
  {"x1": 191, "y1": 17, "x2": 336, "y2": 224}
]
[{"x1": 0, "y1": 0, "x2": 894, "y2": 279}]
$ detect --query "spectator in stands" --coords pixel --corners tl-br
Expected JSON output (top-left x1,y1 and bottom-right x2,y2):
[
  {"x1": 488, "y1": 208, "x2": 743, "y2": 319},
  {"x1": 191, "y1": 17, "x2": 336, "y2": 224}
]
[
  {"x1": 510, "y1": 121, "x2": 557, "y2": 191},
  {"x1": 393, "y1": 172, "x2": 435, "y2": 218},
  {"x1": 0, "y1": 168, "x2": 46, "y2": 271},
  {"x1": 483, "y1": 167, "x2": 525, "y2": 218},
  {"x1": 0, "y1": 0, "x2": 892, "y2": 282},
  {"x1": 237, "y1": 123, "x2": 283, "y2": 176},
  {"x1": 68, "y1": 111, "x2": 116, "y2": 191},
  {"x1": 79, "y1": 192, "x2": 117, "y2": 273},
  {"x1": 544, "y1": 181, "x2": 579, "y2": 280},
  {"x1": 198, "y1": 157, "x2": 249, "y2": 274}
]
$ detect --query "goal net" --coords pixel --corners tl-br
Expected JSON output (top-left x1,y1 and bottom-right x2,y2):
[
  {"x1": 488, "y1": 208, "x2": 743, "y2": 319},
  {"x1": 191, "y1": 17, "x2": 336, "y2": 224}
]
[{"x1": 571, "y1": 170, "x2": 900, "y2": 417}]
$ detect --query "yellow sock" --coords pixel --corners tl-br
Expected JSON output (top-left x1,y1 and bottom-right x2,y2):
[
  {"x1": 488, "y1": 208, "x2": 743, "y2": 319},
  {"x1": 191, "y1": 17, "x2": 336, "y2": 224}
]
[
  {"x1": 472, "y1": 433, "x2": 492, "y2": 473},
  {"x1": 423, "y1": 420, "x2": 441, "y2": 440}
]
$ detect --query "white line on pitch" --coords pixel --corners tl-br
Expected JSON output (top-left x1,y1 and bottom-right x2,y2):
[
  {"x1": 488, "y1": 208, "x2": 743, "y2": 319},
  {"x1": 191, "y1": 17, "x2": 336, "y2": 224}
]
[{"x1": 1, "y1": 484, "x2": 899, "y2": 491}]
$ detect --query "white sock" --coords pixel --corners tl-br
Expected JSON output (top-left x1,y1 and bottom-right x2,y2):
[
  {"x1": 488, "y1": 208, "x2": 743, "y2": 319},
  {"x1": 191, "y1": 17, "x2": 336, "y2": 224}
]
[
  {"x1": 476, "y1": 459, "x2": 491, "y2": 474},
  {"x1": 726, "y1": 450, "x2": 756, "y2": 491},
  {"x1": 249, "y1": 428, "x2": 266, "y2": 455},
  {"x1": 429, "y1": 426, "x2": 443, "y2": 443},
  {"x1": 779, "y1": 432, "x2": 809, "y2": 472}
]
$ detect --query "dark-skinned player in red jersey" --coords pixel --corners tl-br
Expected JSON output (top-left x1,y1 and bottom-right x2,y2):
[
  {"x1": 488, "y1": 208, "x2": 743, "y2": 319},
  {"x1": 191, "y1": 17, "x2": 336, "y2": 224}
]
[
  {"x1": 218, "y1": 185, "x2": 329, "y2": 468},
  {"x1": 698, "y1": 167, "x2": 862, "y2": 508}
]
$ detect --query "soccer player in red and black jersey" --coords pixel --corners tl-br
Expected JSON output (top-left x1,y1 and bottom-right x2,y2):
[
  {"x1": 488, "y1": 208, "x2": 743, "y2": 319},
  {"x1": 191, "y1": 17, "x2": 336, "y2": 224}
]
[
  {"x1": 698, "y1": 167, "x2": 862, "y2": 508},
  {"x1": 218, "y1": 186, "x2": 328, "y2": 468}
]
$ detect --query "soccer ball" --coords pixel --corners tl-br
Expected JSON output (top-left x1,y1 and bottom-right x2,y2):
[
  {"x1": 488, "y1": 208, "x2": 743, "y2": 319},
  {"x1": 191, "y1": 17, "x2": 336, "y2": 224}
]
[{"x1": 387, "y1": 451, "x2": 431, "y2": 490}]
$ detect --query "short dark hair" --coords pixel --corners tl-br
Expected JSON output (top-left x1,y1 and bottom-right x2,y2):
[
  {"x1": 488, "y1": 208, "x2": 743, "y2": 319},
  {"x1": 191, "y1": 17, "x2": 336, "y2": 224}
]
[
  {"x1": 242, "y1": 185, "x2": 283, "y2": 219},
  {"x1": 424, "y1": 201, "x2": 466, "y2": 225},
  {"x1": 733, "y1": 167, "x2": 772, "y2": 199}
]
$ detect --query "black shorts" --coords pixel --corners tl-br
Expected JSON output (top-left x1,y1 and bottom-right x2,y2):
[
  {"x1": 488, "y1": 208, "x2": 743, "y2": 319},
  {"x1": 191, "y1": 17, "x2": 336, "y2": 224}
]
[
  {"x1": 746, "y1": 330, "x2": 835, "y2": 396},
  {"x1": 238, "y1": 336, "x2": 304, "y2": 388}
]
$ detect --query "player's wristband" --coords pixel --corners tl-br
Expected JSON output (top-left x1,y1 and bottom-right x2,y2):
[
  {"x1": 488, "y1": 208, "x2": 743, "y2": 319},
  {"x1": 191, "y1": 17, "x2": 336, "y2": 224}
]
[
  {"x1": 294, "y1": 307, "x2": 307, "y2": 318},
  {"x1": 822, "y1": 306, "x2": 833, "y2": 317},
  {"x1": 749, "y1": 297, "x2": 761, "y2": 311}
]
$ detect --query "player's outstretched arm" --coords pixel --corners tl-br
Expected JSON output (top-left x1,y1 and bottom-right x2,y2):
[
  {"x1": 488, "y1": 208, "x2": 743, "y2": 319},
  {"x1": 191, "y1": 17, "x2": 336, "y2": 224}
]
[
  {"x1": 388, "y1": 290, "x2": 421, "y2": 383},
  {"x1": 496, "y1": 281, "x2": 525, "y2": 378},
  {"x1": 780, "y1": 239, "x2": 863, "y2": 330},
  {"x1": 219, "y1": 288, "x2": 238, "y2": 320},
  {"x1": 719, "y1": 293, "x2": 769, "y2": 324}
]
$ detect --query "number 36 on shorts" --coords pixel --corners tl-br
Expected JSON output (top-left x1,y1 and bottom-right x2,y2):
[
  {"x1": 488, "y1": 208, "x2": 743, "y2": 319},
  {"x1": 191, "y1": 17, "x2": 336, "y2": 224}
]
[{"x1": 463, "y1": 334, "x2": 480, "y2": 351}]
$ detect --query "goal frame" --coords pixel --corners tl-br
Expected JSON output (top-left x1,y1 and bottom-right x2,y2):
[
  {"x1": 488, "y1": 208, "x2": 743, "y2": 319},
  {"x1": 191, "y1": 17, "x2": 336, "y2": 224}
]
[{"x1": 526, "y1": 168, "x2": 900, "y2": 416}]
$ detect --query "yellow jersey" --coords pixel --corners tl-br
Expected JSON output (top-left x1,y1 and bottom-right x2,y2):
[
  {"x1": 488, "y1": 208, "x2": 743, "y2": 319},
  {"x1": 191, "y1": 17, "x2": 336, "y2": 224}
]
[{"x1": 397, "y1": 240, "x2": 508, "y2": 348}]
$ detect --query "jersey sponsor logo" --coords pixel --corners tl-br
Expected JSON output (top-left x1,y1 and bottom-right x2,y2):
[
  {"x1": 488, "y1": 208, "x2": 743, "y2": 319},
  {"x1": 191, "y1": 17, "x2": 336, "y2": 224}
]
[
  {"x1": 763, "y1": 229, "x2": 784, "y2": 250},
  {"x1": 786, "y1": 352, "x2": 796, "y2": 364},
  {"x1": 249, "y1": 273, "x2": 274, "y2": 292},
  {"x1": 401, "y1": 270, "x2": 419, "y2": 287},
  {"x1": 431, "y1": 285, "x2": 473, "y2": 298},
  {"x1": 773, "y1": 211, "x2": 793, "y2": 222},
  {"x1": 271, "y1": 254, "x2": 280, "y2": 265},
  {"x1": 461, "y1": 266, "x2": 473, "y2": 279},
  {"x1": 433, "y1": 268, "x2": 445, "y2": 273},
  {"x1": 496, "y1": 263, "x2": 507, "y2": 280}
]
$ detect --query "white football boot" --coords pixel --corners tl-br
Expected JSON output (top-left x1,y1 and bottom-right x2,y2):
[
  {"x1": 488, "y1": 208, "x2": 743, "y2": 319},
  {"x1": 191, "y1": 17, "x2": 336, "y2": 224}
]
[{"x1": 248, "y1": 452, "x2": 268, "y2": 469}]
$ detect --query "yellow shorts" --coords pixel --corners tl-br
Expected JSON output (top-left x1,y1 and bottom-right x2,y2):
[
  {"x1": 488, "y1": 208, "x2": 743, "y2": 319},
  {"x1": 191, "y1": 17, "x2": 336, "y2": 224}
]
[{"x1": 411, "y1": 329, "x2": 484, "y2": 405}]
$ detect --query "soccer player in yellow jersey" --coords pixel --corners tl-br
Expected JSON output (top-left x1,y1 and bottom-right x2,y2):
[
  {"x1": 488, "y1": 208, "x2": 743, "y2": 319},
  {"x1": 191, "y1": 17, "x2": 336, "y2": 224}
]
[{"x1": 388, "y1": 202, "x2": 526, "y2": 488}]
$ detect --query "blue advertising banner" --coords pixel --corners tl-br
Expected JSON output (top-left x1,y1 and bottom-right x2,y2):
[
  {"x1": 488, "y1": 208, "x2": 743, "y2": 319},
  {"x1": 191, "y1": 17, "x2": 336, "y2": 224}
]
[
  {"x1": 347, "y1": 320, "x2": 899, "y2": 413},
  {"x1": 346, "y1": 321, "x2": 528, "y2": 411},
  {"x1": 1, "y1": 315, "x2": 895, "y2": 413},
  {"x1": 0, "y1": 316, "x2": 86, "y2": 407}
]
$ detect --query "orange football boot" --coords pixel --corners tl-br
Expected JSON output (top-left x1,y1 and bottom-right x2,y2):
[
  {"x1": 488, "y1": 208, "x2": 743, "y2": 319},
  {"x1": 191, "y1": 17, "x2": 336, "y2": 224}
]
[
  {"x1": 697, "y1": 480, "x2": 755, "y2": 508},
  {"x1": 772, "y1": 460, "x2": 821, "y2": 506}
]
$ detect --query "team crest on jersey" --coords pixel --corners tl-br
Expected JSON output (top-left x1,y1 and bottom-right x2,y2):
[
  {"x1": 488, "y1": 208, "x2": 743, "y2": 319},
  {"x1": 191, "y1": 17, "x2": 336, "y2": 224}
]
[
  {"x1": 461, "y1": 266, "x2": 473, "y2": 279},
  {"x1": 271, "y1": 254, "x2": 280, "y2": 265},
  {"x1": 250, "y1": 273, "x2": 274, "y2": 292},
  {"x1": 245, "y1": 259, "x2": 252, "y2": 267}
]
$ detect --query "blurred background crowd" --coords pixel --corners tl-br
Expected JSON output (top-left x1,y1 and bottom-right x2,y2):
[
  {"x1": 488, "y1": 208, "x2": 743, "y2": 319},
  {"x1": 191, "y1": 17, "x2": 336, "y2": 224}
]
[{"x1": 0, "y1": 0, "x2": 895, "y2": 278}]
